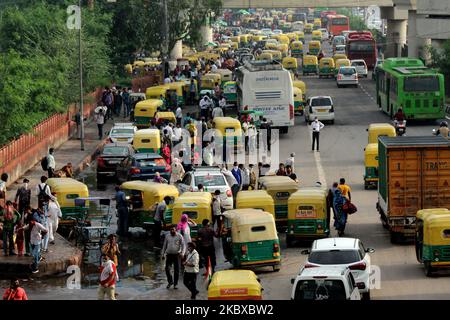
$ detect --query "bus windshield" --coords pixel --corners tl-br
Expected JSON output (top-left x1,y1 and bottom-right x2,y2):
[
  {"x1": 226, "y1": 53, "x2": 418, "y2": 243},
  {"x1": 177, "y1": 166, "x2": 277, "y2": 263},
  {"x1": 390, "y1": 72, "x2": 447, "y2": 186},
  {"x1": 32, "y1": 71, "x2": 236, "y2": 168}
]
[
  {"x1": 348, "y1": 41, "x2": 375, "y2": 52},
  {"x1": 332, "y1": 18, "x2": 348, "y2": 25},
  {"x1": 404, "y1": 76, "x2": 440, "y2": 92}
]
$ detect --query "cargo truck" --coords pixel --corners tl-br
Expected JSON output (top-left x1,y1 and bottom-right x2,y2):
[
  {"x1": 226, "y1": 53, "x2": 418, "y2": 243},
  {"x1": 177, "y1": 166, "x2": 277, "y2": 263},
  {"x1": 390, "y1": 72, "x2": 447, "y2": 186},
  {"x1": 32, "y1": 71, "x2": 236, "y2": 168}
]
[{"x1": 376, "y1": 136, "x2": 450, "y2": 243}]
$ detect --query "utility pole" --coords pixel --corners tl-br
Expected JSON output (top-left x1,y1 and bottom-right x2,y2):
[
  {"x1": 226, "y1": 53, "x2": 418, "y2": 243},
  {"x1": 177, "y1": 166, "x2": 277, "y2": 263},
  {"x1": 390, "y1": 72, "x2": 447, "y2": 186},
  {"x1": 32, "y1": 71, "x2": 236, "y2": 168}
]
[
  {"x1": 78, "y1": 0, "x2": 85, "y2": 151},
  {"x1": 161, "y1": 0, "x2": 169, "y2": 79}
]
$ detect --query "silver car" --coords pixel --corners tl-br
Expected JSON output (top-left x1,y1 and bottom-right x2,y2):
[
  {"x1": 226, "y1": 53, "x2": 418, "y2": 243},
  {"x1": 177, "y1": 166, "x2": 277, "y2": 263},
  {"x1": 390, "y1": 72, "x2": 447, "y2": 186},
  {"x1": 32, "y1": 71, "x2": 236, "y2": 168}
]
[
  {"x1": 108, "y1": 123, "x2": 137, "y2": 144},
  {"x1": 351, "y1": 59, "x2": 368, "y2": 78},
  {"x1": 336, "y1": 66, "x2": 359, "y2": 88}
]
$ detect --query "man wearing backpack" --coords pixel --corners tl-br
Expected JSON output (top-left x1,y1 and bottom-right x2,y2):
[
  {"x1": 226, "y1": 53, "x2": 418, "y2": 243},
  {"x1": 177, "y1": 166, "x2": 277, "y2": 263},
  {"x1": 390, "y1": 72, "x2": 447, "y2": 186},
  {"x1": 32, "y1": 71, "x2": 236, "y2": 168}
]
[{"x1": 36, "y1": 176, "x2": 56, "y2": 209}]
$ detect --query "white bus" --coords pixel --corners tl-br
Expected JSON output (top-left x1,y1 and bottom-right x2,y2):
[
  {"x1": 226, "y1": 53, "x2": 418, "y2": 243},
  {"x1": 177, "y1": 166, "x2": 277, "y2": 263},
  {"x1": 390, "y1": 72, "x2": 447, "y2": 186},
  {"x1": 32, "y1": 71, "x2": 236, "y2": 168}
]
[{"x1": 236, "y1": 60, "x2": 294, "y2": 134}]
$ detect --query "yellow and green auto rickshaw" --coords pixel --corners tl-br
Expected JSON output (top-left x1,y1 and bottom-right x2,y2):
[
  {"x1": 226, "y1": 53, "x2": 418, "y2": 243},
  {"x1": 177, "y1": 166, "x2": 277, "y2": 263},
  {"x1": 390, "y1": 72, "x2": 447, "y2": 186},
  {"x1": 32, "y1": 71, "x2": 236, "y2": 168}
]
[
  {"x1": 318, "y1": 57, "x2": 335, "y2": 78},
  {"x1": 265, "y1": 42, "x2": 278, "y2": 50},
  {"x1": 308, "y1": 41, "x2": 321, "y2": 56},
  {"x1": 155, "y1": 111, "x2": 176, "y2": 126},
  {"x1": 277, "y1": 35, "x2": 290, "y2": 45},
  {"x1": 282, "y1": 57, "x2": 298, "y2": 72},
  {"x1": 208, "y1": 270, "x2": 263, "y2": 300},
  {"x1": 293, "y1": 86, "x2": 304, "y2": 116},
  {"x1": 230, "y1": 36, "x2": 240, "y2": 45},
  {"x1": 334, "y1": 58, "x2": 351, "y2": 77},
  {"x1": 236, "y1": 190, "x2": 275, "y2": 217},
  {"x1": 292, "y1": 80, "x2": 307, "y2": 100},
  {"x1": 212, "y1": 117, "x2": 243, "y2": 152},
  {"x1": 166, "y1": 82, "x2": 185, "y2": 107},
  {"x1": 223, "y1": 81, "x2": 238, "y2": 106},
  {"x1": 257, "y1": 52, "x2": 273, "y2": 62},
  {"x1": 285, "y1": 32, "x2": 298, "y2": 42},
  {"x1": 415, "y1": 209, "x2": 450, "y2": 276},
  {"x1": 312, "y1": 30, "x2": 322, "y2": 41},
  {"x1": 302, "y1": 55, "x2": 318, "y2": 75},
  {"x1": 125, "y1": 64, "x2": 133, "y2": 75},
  {"x1": 133, "y1": 99, "x2": 163, "y2": 128},
  {"x1": 222, "y1": 209, "x2": 281, "y2": 271},
  {"x1": 287, "y1": 187, "x2": 329, "y2": 246},
  {"x1": 201, "y1": 73, "x2": 221, "y2": 91},
  {"x1": 366, "y1": 123, "x2": 396, "y2": 144},
  {"x1": 294, "y1": 31, "x2": 305, "y2": 42},
  {"x1": 332, "y1": 53, "x2": 348, "y2": 65},
  {"x1": 230, "y1": 42, "x2": 239, "y2": 50},
  {"x1": 46, "y1": 178, "x2": 89, "y2": 224},
  {"x1": 172, "y1": 192, "x2": 212, "y2": 239},
  {"x1": 121, "y1": 181, "x2": 179, "y2": 233},
  {"x1": 277, "y1": 43, "x2": 289, "y2": 58},
  {"x1": 212, "y1": 68, "x2": 233, "y2": 87},
  {"x1": 290, "y1": 41, "x2": 303, "y2": 58},
  {"x1": 263, "y1": 50, "x2": 282, "y2": 62},
  {"x1": 132, "y1": 129, "x2": 161, "y2": 153},
  {"x1": 304, "y1": 23, "x2": 313, "y2": 34},
  {"x1": 364, "y1": 143, "x2": 379, "y2": 190},
  {"x1": 258, "y1": 175, "x2": 299, "y2": 229}
]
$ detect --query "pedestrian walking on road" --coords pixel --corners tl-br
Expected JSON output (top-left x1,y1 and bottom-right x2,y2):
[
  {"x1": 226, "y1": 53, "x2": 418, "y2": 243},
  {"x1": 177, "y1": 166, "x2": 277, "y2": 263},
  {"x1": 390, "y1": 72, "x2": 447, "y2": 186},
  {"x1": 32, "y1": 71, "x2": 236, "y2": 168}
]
[
  {"x1": 197, "y1": 219, "x2": 216, "y2": 272},
  {"x1": 327, "y1": 182, "x2": 338, "y2": 232},
  {"x1": 98, "y1": 254, "x2": 119, "y2": 300},
  {"x1": 162, "y1": 227, "x2": 185, "y2": 289},
  {"x1": 14, "y1": 178, "x2": 31, "y2": 214},
  {"x1": 47, "y1": 195, "x2": 61, "y2": 245},
  {"x1": 115, "y1": 186, "x2": 129, "y2": 237},
  {"x1": 183, "y1": 242, "x2": 200, "y2": 300},
  {"x1": 3, "y1": 279, "x2": 28, "y2": 300},
  {"x1": 338, "y1": 178, "x2": 352, "y2": 201},
  {"x1": 154, "y1": 196, "x2": 171, "y2": 248},
  {"x1": 285, "y1": 152, "x2": 296, "y2": 172},
  {"x1": 333, "y1": 188, "x2": 348, "y2": 237},
  {"x1": 311, "y1": 117, "x2": 324, "y2": 152},
  {"x1": 21, "y1": 215, "x2": 48, "y2": 273},
  {"x1": 0, "y1": 173, "x2": 8, "y2": 209},
  {"x1": 239, "y1": 164, "x2": 250, "y2": 191},
  {"x1": 46, "y1": 148, "x2": 56, "y2": 178},
  {"x1": 95, "y1": 108, "x2": 105, "y2": 140},
  {"x1": 177, "y1": 214, "x2": 195, "y2": 255},
  {"x1": 1, "y1": 201, "x2": 21, "y2": 256}
]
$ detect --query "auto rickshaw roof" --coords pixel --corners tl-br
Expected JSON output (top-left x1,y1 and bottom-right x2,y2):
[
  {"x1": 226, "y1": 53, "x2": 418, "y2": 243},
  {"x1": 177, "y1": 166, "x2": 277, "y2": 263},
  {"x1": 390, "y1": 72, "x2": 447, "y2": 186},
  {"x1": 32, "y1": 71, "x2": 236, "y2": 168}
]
[
  {"x1": 292, "y1": 86, "x2": 303, "y2": 96},
  {"x1": 364, "y1": 143, "x2": 378, "y2": 154},
  {"x1": 320, "y1": 57, "x2": 335, "y2": 63},
  {"x1": 134, "y1": 129, "x2": 160, "y2": 138},
  {"x1": 121, "y1": 181, "x2": 179, "y2": 196},
  {"x1": 259, "y1": 175, "x2": 299, "y2": 190},
  {"x1": 223, "y1": 208, "x2": 275, "y2": 225},
  {"x1": 174, "y1": 192, "x2": 212, "y2": 208},
  {"x1": 155, "y1": 111, "x2": 176, "y2": 119},
  {"x1": 309, "y1": 40, "x2": 321, "y2": 45},
  {"x1": 289, "y1": 188, "x2": 327, "y2": 202},
  {"x1": 423, "y1": 213, "x2": 450, "y2": 243},
  {"x1": 135, "y1": 99, "x2": 163, "y2": 108},
  {"x1": 46, "y1": 178, "x2": 89, "y2": 192},
  {"x1": 236, "y1": 190, "x2": 274, "y2": 203},
  {"x1": 417, "y1": 208, "x2": 449, "y2": 220},
  {"x1": 208, "y1": 270, "x2": 261, "y2": 297},
  {"x1": 213, "y1": 117, "x2": 241, "y2": 128}
]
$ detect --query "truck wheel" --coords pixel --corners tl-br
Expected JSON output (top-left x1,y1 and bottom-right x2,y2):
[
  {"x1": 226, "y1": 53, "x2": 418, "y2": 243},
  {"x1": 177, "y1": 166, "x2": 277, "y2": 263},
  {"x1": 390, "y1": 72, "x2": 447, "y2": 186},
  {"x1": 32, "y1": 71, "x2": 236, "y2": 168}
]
[
  {"x1": 424, "y1": 261, "x2": 434, "y2": 277},
  {"x1": 364, "y1": 182, "x2": 368, "y2": 190}
]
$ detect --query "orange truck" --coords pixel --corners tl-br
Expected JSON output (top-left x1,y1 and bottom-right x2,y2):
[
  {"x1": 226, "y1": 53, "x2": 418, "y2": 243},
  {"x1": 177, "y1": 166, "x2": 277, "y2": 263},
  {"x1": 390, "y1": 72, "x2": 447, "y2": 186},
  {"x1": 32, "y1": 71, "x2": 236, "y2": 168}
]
[{"x1": 377, "y1": 136, "x2": 450, "y2": 243}]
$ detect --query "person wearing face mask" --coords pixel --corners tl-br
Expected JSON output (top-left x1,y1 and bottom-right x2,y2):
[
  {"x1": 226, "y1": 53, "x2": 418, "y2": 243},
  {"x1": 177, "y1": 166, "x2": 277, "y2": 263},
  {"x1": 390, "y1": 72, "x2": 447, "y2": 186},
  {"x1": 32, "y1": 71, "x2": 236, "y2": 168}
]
[
  {"x1": 162, "y1": 227, "x2": 185, "y2": 289},
  {"x1": 14, "y1": 178, "x2": 31, "y2": 214},
  {"x1": 183, "y1": 242, "x2": 200, "y2": 300},
  {"x1": 3, "y1": 278, "x2": 28, "y2": 300},
  {"x1": 310, "y1": 117, "x2": 325, "y2": 152}
]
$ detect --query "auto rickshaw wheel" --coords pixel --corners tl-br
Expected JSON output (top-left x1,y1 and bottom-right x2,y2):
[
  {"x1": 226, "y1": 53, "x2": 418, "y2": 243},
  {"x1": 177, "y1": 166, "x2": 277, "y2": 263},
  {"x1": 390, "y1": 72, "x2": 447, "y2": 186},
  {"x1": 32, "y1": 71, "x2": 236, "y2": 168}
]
[
  {"x1": 364, "y1": 181, "x2": 369, "y2": 190},
  {"x1": 424, "y1": 262, "x2": 434, "y2": 277}
]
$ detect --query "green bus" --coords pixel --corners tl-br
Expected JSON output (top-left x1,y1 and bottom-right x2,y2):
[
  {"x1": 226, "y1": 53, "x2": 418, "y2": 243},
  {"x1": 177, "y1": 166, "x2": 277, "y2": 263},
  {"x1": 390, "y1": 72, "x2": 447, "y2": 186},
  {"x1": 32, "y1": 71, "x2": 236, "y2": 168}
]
[{"x1": 376, "y1": 58, "x2": 445, "y2": 120}]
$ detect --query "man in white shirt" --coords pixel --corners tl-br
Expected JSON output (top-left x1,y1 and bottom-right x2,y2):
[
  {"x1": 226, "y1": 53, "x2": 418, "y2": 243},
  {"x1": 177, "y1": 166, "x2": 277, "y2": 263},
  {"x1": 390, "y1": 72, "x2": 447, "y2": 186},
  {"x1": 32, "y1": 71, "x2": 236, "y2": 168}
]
[
  {"x1": 163, "y1": 123, "x2": 173, "y2": 140},
  {"x1": 164, "y1": 76, "x2": 172, "y2": 84},
  {"x1": 285, "y1": 152, "x2": 295, "y2": 172},
  {"x1": 218, "y1": 96, "x2": 227, "y2": 109},
  {"x1": 212, "y1": 105, "x2": 223, "y2": 119},
  {"x1": 175, "y1": 106, "x2": 183, "y2": 126},
  {"x1": 199, "y1": 95, "x2": 212, "y2": 119},
  {"x1": 46, "y1": 148, "x2": 56, "y2": 178},
  {"x1": 47, "y1": 197, "x2": 62, "y2": 245},
  {"x1": 311, "y1": 117, "x2": 325, "y2": 152},
  {"x1": 211, "y1": 64, "x2": 218, "y2": 72},
  {"x1": 23, "y1": 216, "x2": 48, "y2": 273},
  {"x1": 172, "y1": 123, "x2": 182, "y2": 145}
]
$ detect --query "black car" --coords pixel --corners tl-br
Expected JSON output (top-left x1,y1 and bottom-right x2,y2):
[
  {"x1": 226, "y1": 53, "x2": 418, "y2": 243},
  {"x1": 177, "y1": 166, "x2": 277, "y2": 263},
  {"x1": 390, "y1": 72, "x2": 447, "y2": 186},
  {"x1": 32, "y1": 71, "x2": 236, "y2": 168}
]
[
  {"x1": 96, "y1": 143, "x2": 134, "y2": 182},
  {"x1": 116, "y1": 153, "x2": 171, "y2": 183}
]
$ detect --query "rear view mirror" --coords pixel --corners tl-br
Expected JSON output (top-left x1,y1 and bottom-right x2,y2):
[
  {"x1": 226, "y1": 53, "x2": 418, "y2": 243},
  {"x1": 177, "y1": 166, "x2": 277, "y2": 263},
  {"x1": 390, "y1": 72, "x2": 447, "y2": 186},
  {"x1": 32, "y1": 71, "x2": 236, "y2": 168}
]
[
  {"x1": 366, "y1": 248, "x2": 375, "y2": 253},
  {"x1": 300, "y1": 249, "x2": 310, "y2": 255},
  {"x1": 356, "y1": 283, "x2": 366, "y2": 290},
  {"x1": 290, "y1": 278, "x2": 295, "y2": 285}
]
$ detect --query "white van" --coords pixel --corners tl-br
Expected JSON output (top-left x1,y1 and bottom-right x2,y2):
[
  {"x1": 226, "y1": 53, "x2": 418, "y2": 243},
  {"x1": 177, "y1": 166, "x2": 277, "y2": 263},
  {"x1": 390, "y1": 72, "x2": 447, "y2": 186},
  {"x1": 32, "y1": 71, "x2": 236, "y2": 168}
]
[
  {"x1": 236, "y1": 60, "x2": 295, "y2": 134},
  {"x1": 305, "y1": 96, "x2": 335, "y2": 124}
]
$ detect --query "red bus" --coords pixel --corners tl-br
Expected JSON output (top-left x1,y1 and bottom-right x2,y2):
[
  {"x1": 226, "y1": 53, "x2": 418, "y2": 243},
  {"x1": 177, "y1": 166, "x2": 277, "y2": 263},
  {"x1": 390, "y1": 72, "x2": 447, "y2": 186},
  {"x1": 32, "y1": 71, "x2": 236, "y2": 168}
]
[
  {"x1": 327, "y1": 15, "x2": 349, "y2": 36},
  {"x1": 320, "y1": 10, "x2": 336, "y2": 28},
  {"x1": 346, "y1": 31, "x2": 377, "y2": 69}
]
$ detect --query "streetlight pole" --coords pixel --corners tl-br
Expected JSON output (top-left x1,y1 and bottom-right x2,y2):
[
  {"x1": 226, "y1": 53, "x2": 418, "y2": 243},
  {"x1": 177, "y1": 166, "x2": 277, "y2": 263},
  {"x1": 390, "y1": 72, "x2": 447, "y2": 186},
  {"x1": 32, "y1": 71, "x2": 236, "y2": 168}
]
[{"x1": 79, "y1": 0, "x2": 85, "y2": 151}]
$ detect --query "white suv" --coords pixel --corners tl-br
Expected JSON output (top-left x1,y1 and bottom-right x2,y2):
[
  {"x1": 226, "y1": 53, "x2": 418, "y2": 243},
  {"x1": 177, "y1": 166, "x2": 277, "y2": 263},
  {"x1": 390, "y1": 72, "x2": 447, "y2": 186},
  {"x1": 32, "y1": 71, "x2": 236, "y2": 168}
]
[
  {"x1": 351, "y1": 59, "x2": 368, "y2": 78},
  {"x1": 305, "y1": 96, "x2": 335, "y2": 124},
  {"x1": 108, "y1": 123, "x2": 137, "y2": 144},
  {"x1": 301, "y1": 237, "x2": 375, "y2": 300},
  {"x1": 291, "y1": 266, "x2": 361, "y2": 300},
  {"x1": 337, "y1": 66, "x2": 358, "y2": 88},
  {"x1": 176, "y1": 166, "x2": 233, "y2": 209}
]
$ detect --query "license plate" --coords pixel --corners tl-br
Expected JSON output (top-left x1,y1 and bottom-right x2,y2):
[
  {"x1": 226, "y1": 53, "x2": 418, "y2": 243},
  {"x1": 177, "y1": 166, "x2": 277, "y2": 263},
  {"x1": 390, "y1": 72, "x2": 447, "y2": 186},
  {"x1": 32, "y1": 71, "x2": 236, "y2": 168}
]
[
  {"x1": 108, "y1": 160, "x2": 120, "y2": 164},
  {"x1": 317, "y1": 109, "x2": 327, "y2": 112},
  {"x1": 117, "y1": 138, "x2": 128, "y2": 141}
]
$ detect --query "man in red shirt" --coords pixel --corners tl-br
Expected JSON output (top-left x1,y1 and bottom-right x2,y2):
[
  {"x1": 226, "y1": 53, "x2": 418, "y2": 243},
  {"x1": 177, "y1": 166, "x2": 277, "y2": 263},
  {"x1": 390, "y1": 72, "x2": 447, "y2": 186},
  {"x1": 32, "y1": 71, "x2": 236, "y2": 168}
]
[
  {"x1": 3, "y1": 279, "x2": 28, "y2": 300},
  {"x1": 98, "y1": 254, "x2": 119, "y2": 300}
]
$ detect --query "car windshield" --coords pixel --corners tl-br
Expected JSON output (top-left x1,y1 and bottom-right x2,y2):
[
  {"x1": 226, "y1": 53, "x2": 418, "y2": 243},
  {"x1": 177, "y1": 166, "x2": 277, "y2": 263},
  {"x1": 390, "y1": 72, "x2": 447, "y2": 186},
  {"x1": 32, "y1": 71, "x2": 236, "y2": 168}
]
[
  {"x1": 195, "y1": 174, "x2": 226, "y2": 187},
  {"x1": 340, "y1": 68, "x2": 356, "y2": 75},
  {"x1": 111, "y1": 128, "x2": 134, "y2": 135},
  {"x1": 311, "y1": 98, "x2": 332, "y2": 106},
  {"x1": 102, "y1": 146, "x2": 128, "y2": 156},
  {"x1": 352, "y1": 61, "x2": 365, "y2": 67},
  {"x1": 294, "y1": 280, "x2": 347, "y2": 300},
  {"x1": 309, "y1": 250, "x2": 361, "y2": 264},
  {"x1": 136, "y1": 157, "x2": 165, "y2": 167}
]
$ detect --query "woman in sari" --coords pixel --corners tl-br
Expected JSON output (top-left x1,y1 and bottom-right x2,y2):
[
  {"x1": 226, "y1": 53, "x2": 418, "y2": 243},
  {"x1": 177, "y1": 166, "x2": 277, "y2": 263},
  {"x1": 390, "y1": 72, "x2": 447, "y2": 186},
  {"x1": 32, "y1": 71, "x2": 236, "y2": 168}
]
[{"x1": 333, "y1": 189, "x2": 347, "y2": 237}]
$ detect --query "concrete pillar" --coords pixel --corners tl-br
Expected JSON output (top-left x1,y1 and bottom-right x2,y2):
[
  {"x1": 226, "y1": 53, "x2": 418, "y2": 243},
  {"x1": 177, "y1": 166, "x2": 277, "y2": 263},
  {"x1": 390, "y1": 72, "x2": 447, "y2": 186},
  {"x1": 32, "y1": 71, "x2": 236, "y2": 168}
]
[
  {"x1": 385, "y1": 19, "x2": 407, "y2": 58},
  {"x1": 200, "y1": 25, "x2": 213, "y2": 46},
  {"x1": 407, "y1": 10, "x2": 431, "y2": 63},
  {"x1": 170, "y1": 40, "x2": 183, "y2": 60}
]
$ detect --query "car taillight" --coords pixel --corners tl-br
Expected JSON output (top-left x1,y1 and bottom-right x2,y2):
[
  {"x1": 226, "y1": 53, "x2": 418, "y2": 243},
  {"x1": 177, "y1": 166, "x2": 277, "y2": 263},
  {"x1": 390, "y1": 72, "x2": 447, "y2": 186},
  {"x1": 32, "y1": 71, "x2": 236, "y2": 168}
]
[
  {"x1": 289, "y1": 104, "x2": 294, "y2": 119},
  {"x1": 130, "y1": 167, "x2": 140, "y2": 175},
  {"x1": 273, "y1": 243, "x2": 279, "y2": 252},
  {"x1": 304, "y1": 263, "x2": 319, "y2": 268},
  {"x1": 97, "y1": 157, "x2": 105, "y2": 168},
  {"x1": 165, "y1": 165, "x2": 171, "y2": 172},
  {"x1": 330, "y1": 106, "x2": 334, "y2": 113},
  {"x1": 241, "y1": 244, "x2": 248, "y2": 254},
  {"x1": 226, "y1": 189, "x2": 232, "y2": 197},
  {"x1": 349, "y1": 261, "x2": 366, "y2": 270},
  {"x1": 337, "y1": 74, "x2": 342, "y2": 80}
]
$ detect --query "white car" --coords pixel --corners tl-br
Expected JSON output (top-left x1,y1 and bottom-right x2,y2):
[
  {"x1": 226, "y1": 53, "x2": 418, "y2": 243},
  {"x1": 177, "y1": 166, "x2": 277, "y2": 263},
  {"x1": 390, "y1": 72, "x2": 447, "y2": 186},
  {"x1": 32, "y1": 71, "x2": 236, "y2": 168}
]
[
  {"x1": 291, "y1": 266, "x2": 361, "y2": 300},
  {"x1": 337, "y1": 66, "x2": 359, "y2": 88},
  {"x1": 301, "y1": 237, "x2": 375, "y2": 300},
  {"x1": 318, "y1": 28, "x2": 329, "y2": 40},
  {"x1": 108, "y1": 123, "x2": 137, "y2": 144},
  {"x1": 305, "y1": 96, "x2": 335, "y2": 124},
  {"x1": 176, "y1": 166, "x2": 233, "y2": 209},
  {"x1": 273, "y1": 29, "x2": 283, "y2": 35},
  {"x1": 261, "y1": 28, "x2": 273, "y2": 36},
  {"x1": 351, "y1": 59, "x2": 368, "y2": 77},
  {"x1": 334, "y1": 45, "x2": 346, "y2": 55}
]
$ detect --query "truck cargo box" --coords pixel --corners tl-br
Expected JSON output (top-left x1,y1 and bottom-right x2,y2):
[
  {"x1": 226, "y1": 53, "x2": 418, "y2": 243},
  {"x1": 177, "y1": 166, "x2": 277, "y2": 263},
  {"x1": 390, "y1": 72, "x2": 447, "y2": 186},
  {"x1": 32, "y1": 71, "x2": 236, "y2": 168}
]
[{"x1": 377, "y1": 136, "x2": 450, "y2": 240}]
